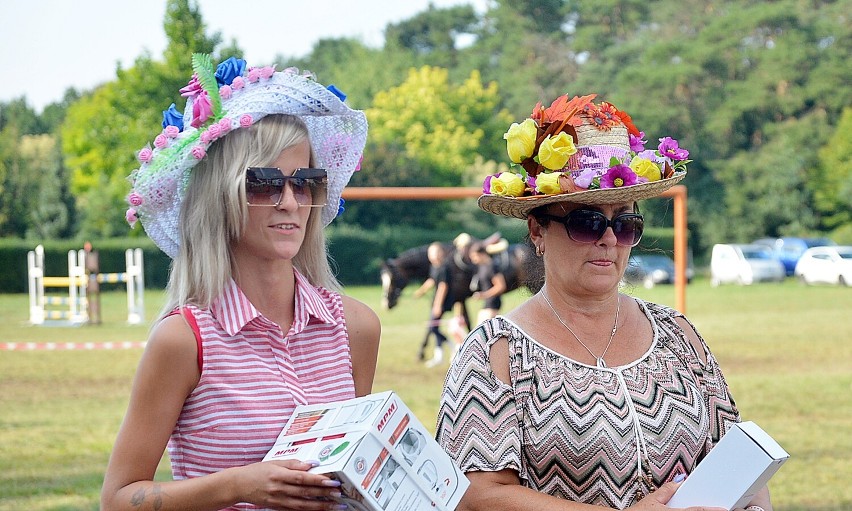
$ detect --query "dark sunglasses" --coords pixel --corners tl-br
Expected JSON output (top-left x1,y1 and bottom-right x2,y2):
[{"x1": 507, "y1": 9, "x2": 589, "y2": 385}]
[
  {"x1": 245, "y1": 167, "x2": 327, "y2": 208},
  {"x1": 536, "y1": 209, "x2": 644, "y2": 247}
]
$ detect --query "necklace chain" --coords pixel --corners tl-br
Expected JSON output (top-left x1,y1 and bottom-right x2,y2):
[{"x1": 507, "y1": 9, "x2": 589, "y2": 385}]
[{"x1": 541, "y1": 287, "x2": 620, "y2": 368}]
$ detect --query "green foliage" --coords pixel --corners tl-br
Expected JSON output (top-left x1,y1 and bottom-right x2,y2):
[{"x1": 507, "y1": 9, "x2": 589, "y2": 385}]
[{"x1": 1, "y1": 0, "x2": 850, "y2": 263}]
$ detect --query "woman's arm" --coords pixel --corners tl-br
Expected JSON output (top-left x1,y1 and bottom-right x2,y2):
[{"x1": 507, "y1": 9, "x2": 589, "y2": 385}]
[
  {"x1": 460, "y1": 469, "x2": 720, "y2": 511},
  {"x1": 342, "y1": 295, "x2": 381, "y2": 396},
  {"x1": 101, "y1": 315, "x2": 345, "y2": 511}
]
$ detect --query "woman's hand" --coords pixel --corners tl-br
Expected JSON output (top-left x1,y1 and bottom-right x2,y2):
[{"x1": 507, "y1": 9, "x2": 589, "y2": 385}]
[
  {"x1": 628, "y1": 481, "x2": 726, "y2": 511},
  {"x1": 233, "y1": 459, "x2": 346, "y2": 510}
]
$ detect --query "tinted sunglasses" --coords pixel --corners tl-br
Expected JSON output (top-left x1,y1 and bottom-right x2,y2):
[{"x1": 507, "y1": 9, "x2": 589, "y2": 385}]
[
  {"x1": 245, "y1": 167, "x2": 327, "y2": 208},
  {"x1": 536, "y1": 209, "x2": 644, "y2": 247}
]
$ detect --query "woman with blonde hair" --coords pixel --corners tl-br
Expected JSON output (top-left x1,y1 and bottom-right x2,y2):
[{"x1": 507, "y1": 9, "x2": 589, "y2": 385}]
[{"x1": 102, "y1": 54, "x2": 380, "y2": 511}]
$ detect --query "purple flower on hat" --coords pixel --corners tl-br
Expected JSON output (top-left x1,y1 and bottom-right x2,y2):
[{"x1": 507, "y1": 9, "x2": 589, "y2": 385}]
[
  {"x1": 573, "y1": 168, "x2": 597, "y2": 189},
  {"x1": 162, "y1": 103, "x2": 184, "y2": 131},
  {"x1": 527, "y1": 175, "x2": 537, "y2": 190},
  {"x1": 327, "y1": 85, "x2": 347, "y2": 102},
  {"x1": 482, "y1": 174, "x2": 494, "y2": 194},
  {"x1": 629, "y1": 131, "x2": 647, "y2": 152},
  {"x1": 600, "y1": 164, "x2": 639, "y2": 188},
  {"x1": 214, "y1": 56, "x2": 246, "y2": 86},
  {"x1": 658, "y1": 137, "x2": 689, "y2": 160},
  {"x1": 180, "y1": 74, "x2": 202, "y2": 98},
  {"x1": 191, "y1": 92, "x2": 213, "y2": 128}
]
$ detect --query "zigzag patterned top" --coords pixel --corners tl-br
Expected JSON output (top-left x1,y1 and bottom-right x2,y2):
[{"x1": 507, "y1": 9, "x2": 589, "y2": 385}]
[{"x1": 436, "y1": 299, "x2": 739, "y2": 509}]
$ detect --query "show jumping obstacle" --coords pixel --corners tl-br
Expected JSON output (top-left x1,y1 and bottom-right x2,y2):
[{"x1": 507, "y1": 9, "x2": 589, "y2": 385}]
[{"x1": 27, "y1": 245, "x2": 145, "y2": 326}]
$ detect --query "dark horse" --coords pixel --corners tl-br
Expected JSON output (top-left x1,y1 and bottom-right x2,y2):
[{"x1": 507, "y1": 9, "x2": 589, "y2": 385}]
[{"x1": 380, "y1": 238, "x2": 539, "y2": 358}]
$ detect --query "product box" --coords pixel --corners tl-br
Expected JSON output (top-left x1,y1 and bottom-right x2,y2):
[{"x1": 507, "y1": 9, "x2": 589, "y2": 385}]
[
  {"x1": 667, "y1": 421, "x2": 789, "y2": 510},
  {"x1": 263, "y1": 391, "x2": 469, "y2": 511}
]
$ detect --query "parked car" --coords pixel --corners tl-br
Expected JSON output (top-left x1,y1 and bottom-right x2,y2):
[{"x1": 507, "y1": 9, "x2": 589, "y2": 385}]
[
  {"x1": 794, "y1": 246, "x2": 852, "y2": 286},
  {"x1": 752, "y1": 237, "x2": 836, "y2": 276},
  {"x1": 624, "y1": 254, "x2": 693, "y2": 288},
  {"x1": 710, "y1": 244, "x2": 786, "y2": 286}
]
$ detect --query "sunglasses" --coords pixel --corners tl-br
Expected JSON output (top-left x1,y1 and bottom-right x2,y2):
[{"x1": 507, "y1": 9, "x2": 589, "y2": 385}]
[
  {"x1": 245, "y1": 167, "x2": 328, "y2": 208},
  {"x1": 536, "y1": 209, "x2": 644, "y2": 247}
]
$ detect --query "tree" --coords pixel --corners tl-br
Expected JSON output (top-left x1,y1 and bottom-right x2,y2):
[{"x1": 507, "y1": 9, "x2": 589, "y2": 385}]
[
  {"x1": 60, "y1": 0, "x2": 220, "y2": 238},
  {"x1": 811, "y1": 107, "x2": 852, "y2": 230}
]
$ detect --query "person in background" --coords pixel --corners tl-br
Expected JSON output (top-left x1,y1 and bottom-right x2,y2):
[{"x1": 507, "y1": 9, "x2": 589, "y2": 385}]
[
  {"x1": 469, "y1": 241, "x2": 508, "y2": 325},
  {"x1": 101, "y1": 54, "x2": 380, "y2": 511},
  {"x1": 436, "y1": 93, "x2": 771, "y2": 511},
  {"x1": 413, "y1": 242, "x2": 456, "y2": 367},
  {"x1": 83, "y1": 241, "x2": 101, "y2": 325}
]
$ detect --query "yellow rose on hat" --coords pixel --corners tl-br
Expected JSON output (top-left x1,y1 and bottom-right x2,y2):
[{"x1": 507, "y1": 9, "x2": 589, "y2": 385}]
[
  {"x1": 535, "y1": 172, "x2": 564, "y2": 195},
  {"x1": 490, "y1": 172, "x2": 526, "y2": 197},
  {"x1": 538, "y1": 132, "x2": 577, "y2": 170},
  {"x1": 503, "y1": 118, "x2": 537, "y2": 163},
  {"x1": 629, "y1": 156, "x2": 662, "y2": 182}
]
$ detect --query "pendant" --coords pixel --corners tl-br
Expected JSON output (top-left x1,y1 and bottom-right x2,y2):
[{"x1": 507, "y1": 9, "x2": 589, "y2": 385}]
[{"x1": 596, "y1": 357, "x2": 607, "y2": 368}]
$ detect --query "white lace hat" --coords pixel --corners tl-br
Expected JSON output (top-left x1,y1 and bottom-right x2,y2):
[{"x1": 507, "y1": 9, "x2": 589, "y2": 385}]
[{"x1": 126, "y1": 54, "x2": 368, "y2": 258}]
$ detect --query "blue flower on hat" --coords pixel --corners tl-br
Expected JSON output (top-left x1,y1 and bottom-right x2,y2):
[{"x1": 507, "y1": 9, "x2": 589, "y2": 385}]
[
  {"x1": 215, "y1": 56, "x2": 247, "y2": 86},
  {"x1": 337, "y1": 197, "x2": 346, "y2": 217},
  {"x1": 327, "y1": 85, "x2": 347, "y2": 102},
  {"x1": 162, "y1": 103, "x2": 184, "y2": 131}
]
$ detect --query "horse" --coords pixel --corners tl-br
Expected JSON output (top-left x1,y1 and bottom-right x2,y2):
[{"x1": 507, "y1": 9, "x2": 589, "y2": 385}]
[{"x1": 380, "y1": 236, "x2": 539, "y2": 360}]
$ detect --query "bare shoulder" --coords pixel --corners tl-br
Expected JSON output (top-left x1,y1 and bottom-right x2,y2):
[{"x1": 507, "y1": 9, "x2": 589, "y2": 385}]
[
  {"x1": 673, "y1": 314, "x2": 708, "y2": 365},
  {"x1": 139, "y1": 313, "x2": 201, "y2": 391},
  {"x1": 340, "y1": 295, "x2": 381, "y2": 341}
]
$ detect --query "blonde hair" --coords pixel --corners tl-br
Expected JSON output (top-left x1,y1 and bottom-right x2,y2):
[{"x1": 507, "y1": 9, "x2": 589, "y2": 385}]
[{"x1": 161, "y1": 114, "x2": 339, "y2": 315}]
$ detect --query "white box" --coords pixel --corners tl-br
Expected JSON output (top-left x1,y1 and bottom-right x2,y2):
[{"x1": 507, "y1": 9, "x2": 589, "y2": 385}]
[
  {"x1": 263, "y1": 391, "x2": 469, "y2": 511},
  {"x1": 667, "y1": 421, "x2": 789, "y2": 510}
]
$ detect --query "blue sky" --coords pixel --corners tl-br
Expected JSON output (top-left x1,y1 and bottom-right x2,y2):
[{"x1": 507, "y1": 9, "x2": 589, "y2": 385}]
[{"x1": 1, "y1": 0, "x2": 486, "y2": 112}]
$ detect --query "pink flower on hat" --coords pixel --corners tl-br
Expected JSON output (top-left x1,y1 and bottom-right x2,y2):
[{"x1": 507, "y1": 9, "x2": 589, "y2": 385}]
[
  {"x1": 192, "y1": 145, "x2": 207, "y2": 159},
  {"x1": 247, "y1": 68, "x2": 261, "y2": 83},
  {"x1": 154, "y1": 134, "x2": 169, "y2": 149},
  {"x1": 180, "y1": 74, "x2": 202, "y2": 98},
  {"x1": 164, "y1": 125, "x2": 180, "y2": 138},
  {"x1": 239, "y1": 114, "x2": 253, "y2": 128},
  {"x1": 600, "y1": 164, "x2": 639, "y2": 188},
  {"x1": 200, "y1": 130, "x2": 213, "y2": 144},
  {"x1": 138, "y1": 147, "x2": 153, "y2": 163},
  {"x1": 127, "y1": 192, "x2": 143, "y2": 206},
  {"x1": 191, "y1": 92, "x2": 213, "y2": 128},
  {"x1": 219, "y1": 84, "x2": 232, "y2": 99},
  {"x1": 218, "y1": 118, "x2": 232, "y2": 133},
  {"x1": 259, "y1": 66, "x2": 275, "y2": 79},
  {"x1": 231, "y1": 76, "x2": 245, "y2": 90},
  {"x1": 658, "y1": 137, "x2": 689, "y2": 160},
  {"x1": 125, "y1": 208, "x2": 138, "y2": 227}
]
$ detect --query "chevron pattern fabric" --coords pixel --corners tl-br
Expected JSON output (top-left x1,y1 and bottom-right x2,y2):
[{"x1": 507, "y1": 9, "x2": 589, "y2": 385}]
[{"x1": 436, "y1": 299, "x2": 739, "y2": 508}]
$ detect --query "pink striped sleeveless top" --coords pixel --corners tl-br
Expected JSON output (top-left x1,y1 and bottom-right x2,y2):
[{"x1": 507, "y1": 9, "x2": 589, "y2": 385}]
[{"x1": 167, "y1": 270, "x2": 355, "y2": 507}]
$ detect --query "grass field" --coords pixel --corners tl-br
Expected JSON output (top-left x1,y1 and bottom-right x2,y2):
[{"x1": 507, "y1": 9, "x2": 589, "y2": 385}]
[{"x1": 1, "y1": 278, "x2": 851, "y2": 510}]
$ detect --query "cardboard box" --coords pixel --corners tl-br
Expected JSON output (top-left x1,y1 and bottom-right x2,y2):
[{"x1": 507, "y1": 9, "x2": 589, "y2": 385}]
[
  {"x1": 667, "y1": 421, "x2": 789, "y2": 510},
  {"x1": 263, "y1": 391, "x2": 469, "y2": 511}
]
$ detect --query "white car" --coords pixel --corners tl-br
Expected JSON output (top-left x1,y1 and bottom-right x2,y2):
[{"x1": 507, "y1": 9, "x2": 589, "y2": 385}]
[
  {"x1": 794, "y1": 246, "x2": 852, "y2": 286},
  {"x1": 710, "y1": 244, "x2": 786, "y2": 286}
]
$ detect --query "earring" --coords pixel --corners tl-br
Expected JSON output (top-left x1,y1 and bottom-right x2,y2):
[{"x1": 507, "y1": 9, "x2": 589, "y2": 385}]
[{"x1": 536, "y1": 243, "x2": 545, "y2": 257}]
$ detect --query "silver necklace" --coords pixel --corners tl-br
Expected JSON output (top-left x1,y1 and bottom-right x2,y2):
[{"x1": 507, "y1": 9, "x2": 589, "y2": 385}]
[{"x1": 541, "y1": 288, "x2": 620, "y2": 368}]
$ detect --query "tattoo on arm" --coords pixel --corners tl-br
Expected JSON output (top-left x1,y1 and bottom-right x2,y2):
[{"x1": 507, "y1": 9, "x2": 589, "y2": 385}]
[{"x1": 128, "y1": 484, "x2": 165, "y2": 510}]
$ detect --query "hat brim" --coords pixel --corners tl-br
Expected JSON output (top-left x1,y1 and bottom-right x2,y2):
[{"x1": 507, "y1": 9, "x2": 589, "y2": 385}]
[{"x1": 478, "y1": 171, "x2": 686, "y2": 219}]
